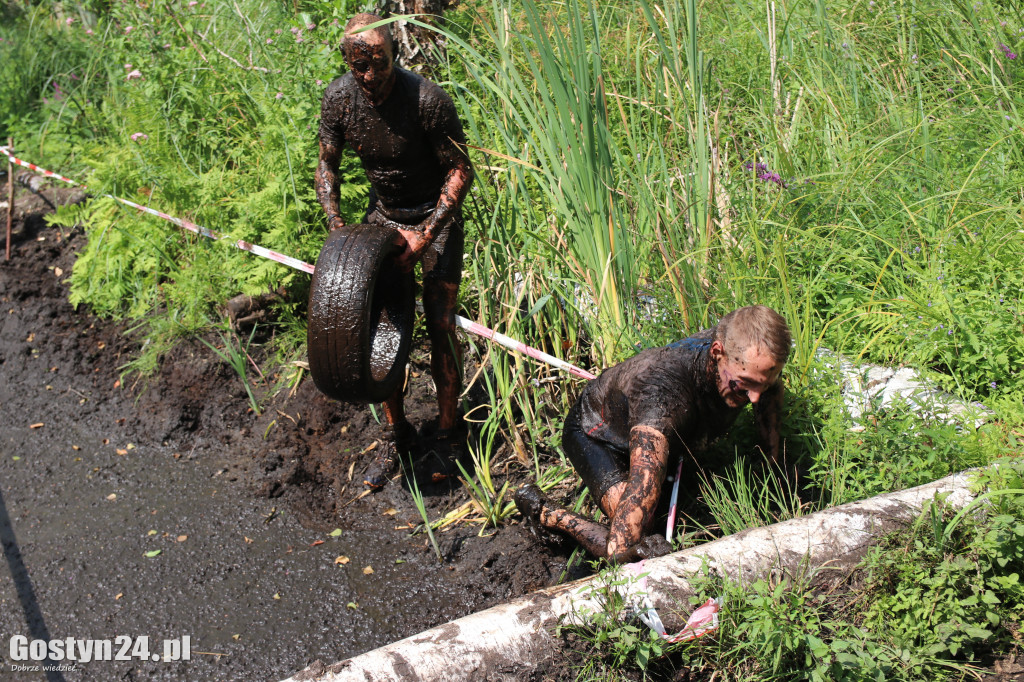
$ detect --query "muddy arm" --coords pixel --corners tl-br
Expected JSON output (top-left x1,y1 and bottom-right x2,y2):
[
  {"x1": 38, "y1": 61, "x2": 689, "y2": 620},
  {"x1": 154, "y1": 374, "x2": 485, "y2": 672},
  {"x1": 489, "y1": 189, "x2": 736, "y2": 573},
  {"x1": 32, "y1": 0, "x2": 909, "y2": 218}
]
[
  {"x1": 754, "y1": 381, "x2": 784, "y2": 464},
  {"x1": 605, "y1": 425, "x2": 668, "y2": 561},
  {"x1": 315, "y1": 138, "x2": 345, "y2": 231},
  {"x1": 421, "y1": 153, "x2": 472, "y2": 242},
  {"x1": 421, "y1": 91, "x2": 474, "y2": 243}
]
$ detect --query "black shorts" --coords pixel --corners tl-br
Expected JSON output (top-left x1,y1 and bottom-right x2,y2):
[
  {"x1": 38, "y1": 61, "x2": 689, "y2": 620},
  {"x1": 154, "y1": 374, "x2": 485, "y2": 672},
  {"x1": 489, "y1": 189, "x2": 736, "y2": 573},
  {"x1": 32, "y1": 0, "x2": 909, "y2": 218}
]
[
  {"x1": 365, "y1": 197, "x2": 464, "y2": 287},
  {"x1": 563, "y1": 399, "x2": 629, "y2": 503}
]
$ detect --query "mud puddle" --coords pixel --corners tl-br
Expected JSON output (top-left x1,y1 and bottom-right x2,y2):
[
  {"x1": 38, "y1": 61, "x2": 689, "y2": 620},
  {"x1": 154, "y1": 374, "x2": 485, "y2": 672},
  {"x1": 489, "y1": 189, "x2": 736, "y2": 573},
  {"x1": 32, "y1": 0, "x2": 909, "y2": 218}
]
[{"x1": 0, "y1": 179, "x2": 573, "y2": 679}]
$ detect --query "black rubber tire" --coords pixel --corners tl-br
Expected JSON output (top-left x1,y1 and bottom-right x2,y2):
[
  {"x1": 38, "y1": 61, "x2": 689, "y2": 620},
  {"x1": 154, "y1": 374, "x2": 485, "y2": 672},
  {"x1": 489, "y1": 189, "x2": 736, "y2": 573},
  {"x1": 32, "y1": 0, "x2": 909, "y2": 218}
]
[{"x1": 307, "y1": 224, "x2": 415, "y2": 404}]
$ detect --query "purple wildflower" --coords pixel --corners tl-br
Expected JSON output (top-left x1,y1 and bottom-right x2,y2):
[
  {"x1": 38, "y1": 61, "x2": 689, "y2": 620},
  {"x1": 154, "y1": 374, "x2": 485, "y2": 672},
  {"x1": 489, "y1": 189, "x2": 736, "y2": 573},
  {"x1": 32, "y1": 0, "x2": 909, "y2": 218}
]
[
  {"x1": 990, "y1": 381, "x2": 997, "y2": 389},
  {"x1": 275, "y1": 92, "x2": 284, "y2": 99},
  {"x1": 759, "y1": 171, "x2": 787, "y2": 187},
  {"x1": 999, "y1": 43, "x2": 1017, "y2": 60},
  {"x1": 130, "y1": 132, "x2": 149, "y2": 142},
  {"x1": 126, "y1": 69, "x2": 143, "y2": 81},
  {"x1": 307, "y1": 22, "x2": 316, "y2": 30},
  {"x1": 66, "y1": 17, "x2": 74, "y2": 25},
  {"x1": 125, "y1": 25, "x2": 134, "y2": 34},
  {"x1": 266, "y1": 38, "x2": 273, "y2": 44},
  {"x1": 745, "y1": 161, "x2": 787, "y2": 187}
]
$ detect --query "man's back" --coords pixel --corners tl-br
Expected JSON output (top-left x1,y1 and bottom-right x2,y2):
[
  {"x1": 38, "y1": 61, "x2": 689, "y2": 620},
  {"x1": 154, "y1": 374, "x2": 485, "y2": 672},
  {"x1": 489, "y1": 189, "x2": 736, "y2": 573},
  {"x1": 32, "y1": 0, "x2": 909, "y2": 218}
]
[{"x1": 577, "y1": 329, "x2": 744, "y2": 458}]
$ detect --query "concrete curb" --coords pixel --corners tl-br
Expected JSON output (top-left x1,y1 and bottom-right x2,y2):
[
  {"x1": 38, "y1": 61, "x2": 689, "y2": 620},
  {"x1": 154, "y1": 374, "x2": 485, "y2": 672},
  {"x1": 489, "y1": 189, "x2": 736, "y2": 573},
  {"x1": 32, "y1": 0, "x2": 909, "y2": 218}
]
[{"x1": 282, "y1": 470, "x2": 979, "y2": 682}]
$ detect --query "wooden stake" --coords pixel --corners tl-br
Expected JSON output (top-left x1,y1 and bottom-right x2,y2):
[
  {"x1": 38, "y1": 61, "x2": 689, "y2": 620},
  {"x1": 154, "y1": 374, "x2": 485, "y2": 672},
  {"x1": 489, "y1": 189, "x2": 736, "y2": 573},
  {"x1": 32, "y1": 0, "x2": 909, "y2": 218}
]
[{"x1": 5, "y1": 137, "x2": 12, "y2": 261}]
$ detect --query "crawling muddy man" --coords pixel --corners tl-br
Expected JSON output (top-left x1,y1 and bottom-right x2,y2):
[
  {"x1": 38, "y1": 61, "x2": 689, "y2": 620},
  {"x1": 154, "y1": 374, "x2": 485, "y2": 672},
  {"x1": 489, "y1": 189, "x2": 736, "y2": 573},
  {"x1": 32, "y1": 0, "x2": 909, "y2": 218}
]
[
  {"x1": 315, "y1": 13, "x2": 473, "y2": 488},
  {"x1": 514, "y1": 305, "x2": 791, "y2": 562}
]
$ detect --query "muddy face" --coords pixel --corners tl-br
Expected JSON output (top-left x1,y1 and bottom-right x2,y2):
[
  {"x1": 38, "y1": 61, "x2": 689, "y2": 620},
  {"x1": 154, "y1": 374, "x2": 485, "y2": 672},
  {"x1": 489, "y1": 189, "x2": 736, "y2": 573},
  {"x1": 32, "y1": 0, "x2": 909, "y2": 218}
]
[
  {"x1": 710, "y1": 341, "x2": 780, "y2": 408},
  {"x1": 344, "y1": 33, "x2": 396, "y2": 106}
]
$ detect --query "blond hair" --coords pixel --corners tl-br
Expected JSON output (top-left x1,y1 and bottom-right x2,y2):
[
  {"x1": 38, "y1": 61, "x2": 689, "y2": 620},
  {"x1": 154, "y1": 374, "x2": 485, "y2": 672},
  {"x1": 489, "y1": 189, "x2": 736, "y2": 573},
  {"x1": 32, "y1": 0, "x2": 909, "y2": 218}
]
[{"x1": 714, "y1": 305, "x2": 791, "y2": 364}]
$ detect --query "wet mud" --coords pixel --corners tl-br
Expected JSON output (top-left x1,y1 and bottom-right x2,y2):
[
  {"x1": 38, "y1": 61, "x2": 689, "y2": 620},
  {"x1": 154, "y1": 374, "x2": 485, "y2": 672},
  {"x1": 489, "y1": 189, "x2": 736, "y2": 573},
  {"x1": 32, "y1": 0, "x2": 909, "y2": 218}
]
[{"x1": 0, "y1": 181, "x2": 571, "y2": 680}]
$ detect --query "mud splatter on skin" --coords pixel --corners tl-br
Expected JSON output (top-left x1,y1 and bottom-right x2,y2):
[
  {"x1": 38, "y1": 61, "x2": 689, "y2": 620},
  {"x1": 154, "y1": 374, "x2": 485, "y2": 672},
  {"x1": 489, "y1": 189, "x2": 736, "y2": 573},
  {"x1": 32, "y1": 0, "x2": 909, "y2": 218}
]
[
  {"x1": 522, "y1": 324, "x2": 790, "y2": 561},
  {"x1": 314, "y1": 139, "x2": 343, "y2": 230},
  {"x1": 528, "y1": 426, "x2": 668, "y2": 560},
  {"x1": 343, "y1": 35, "x2": 397, "y2": 106},
  {"x1": 605, "y1": 426, "x2": 667, "y2": 558},
  {"x1": 315, "y1": 14, "x2": 474, "y2": 452},
  {"x1": 422, "y1": 280, "x2": 462, "y2": 428}
]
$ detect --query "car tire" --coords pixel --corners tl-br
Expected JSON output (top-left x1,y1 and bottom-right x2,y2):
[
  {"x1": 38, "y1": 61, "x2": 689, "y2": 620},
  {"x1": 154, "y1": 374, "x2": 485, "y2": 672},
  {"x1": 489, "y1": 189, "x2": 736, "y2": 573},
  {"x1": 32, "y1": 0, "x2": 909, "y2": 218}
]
[{"x1": 307, "y1": 224, "x2": 414, "y2": 403}]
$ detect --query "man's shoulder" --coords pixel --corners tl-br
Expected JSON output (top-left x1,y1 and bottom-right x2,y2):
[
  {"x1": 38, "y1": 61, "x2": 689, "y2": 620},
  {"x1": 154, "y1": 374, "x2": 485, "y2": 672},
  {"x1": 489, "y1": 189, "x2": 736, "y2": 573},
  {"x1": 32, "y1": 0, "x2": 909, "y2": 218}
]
[
  {"x1": 598, "y1": 343, "x2": 688, "y2": 391},
  {"x1": 324, "y1": 73, "x2": 355, "y2": 96},
  {"x1": 394, "y1": 67, "x2": 453, "y2": 104},
  {"x1": 664, "y1": 327, "x2": 714, "y2": 351}
]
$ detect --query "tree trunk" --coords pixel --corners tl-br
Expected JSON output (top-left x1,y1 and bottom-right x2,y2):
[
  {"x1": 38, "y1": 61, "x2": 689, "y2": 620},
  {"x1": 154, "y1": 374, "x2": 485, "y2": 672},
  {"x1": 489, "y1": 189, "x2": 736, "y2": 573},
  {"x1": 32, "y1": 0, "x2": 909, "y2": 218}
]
[
  {"x1": 383, "y1": 0, "x2": 454, "y2": 73},
  {"x1": 280, "y1": 469, "x2": 981, "y2": 682}
]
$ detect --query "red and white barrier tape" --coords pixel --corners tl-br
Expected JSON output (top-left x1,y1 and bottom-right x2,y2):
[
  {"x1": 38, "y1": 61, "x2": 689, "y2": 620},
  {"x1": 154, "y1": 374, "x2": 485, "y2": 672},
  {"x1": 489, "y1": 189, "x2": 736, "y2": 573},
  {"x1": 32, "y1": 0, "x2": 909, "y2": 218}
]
[
  {"x1": 666, "y1": 458, "x2": 683, "y2": 541},
  {"x1": 0, "y1": 147, "x2": 595, "y2": 380},
  {"x1": 0, "y1": 147, "x2": 314, "y2": 274},
  {"x1": 456, "y1": 317, "x2": 594, "y2": 380}
]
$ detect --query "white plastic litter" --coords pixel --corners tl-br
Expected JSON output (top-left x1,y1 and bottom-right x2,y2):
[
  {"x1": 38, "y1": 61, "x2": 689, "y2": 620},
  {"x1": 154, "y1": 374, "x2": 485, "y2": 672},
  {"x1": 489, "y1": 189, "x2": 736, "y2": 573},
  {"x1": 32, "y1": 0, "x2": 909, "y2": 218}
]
[
  {"x1": 815, "y1": 348, "x2": 991, "y2": 430},
  {"x1": 624, "y1": 560, "x2": 722, "y2": 642}
]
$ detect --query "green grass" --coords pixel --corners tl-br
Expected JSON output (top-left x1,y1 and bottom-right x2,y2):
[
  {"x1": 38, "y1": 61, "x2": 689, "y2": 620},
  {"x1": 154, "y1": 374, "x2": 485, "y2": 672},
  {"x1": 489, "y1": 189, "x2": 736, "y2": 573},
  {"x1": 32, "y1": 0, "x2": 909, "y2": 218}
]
[{"x1": 566, "y1": 461, "x2": 1024, "y2": 681}]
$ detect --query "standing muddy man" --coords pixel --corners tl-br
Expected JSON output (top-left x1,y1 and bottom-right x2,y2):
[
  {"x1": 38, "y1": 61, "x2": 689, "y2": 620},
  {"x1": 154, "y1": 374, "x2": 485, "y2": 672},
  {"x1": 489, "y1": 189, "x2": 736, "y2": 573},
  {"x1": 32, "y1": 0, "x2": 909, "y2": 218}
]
[
  {"x1": 514, "y1": 305, "x2": 791, "y2": 562},
  {"x1": 316, "y1": 13, "x2": 473, "y2": 488}
]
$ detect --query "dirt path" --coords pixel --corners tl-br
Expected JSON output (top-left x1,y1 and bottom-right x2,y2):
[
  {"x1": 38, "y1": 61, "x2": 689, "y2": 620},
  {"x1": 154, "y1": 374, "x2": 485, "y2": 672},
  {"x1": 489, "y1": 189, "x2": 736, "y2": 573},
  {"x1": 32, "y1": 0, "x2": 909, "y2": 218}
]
[{"x1": 0, "y1": 180, "x2": 573, "y2": 679}]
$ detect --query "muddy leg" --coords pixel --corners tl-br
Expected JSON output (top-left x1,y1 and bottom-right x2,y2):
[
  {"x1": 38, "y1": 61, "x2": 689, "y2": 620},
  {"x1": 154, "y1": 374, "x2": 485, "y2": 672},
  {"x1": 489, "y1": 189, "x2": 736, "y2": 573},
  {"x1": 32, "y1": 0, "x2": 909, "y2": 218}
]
[
  {"x1": 514, "y1": 484, "x2": 612, "y2": 558},
  {"x1": 382, "y1": 388, "x2": 406, "y2": 429},
  {"x1": 422, "y1": 279, "x2": 461, "y2": 432},
  {"x1": 364, "y1": 388, "x2": 415, "y2": 489}
]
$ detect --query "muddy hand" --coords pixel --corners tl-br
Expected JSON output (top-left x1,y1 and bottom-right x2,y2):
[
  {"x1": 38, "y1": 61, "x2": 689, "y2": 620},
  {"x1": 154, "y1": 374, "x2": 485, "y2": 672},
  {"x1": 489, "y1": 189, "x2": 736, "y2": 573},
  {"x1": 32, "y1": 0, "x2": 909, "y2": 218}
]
[{"x1": 393, "y1": 228, "x2": 429, "y2": 272}]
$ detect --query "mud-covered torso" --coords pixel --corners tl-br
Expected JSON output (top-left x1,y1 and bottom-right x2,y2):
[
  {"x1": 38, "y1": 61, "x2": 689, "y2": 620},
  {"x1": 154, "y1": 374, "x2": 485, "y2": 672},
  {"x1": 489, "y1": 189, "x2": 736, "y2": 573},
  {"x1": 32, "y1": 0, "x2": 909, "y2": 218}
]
[
  {"x1": 577, "y1": 328, "x2": 743, "y2": 458},
  {"x1": 318, "y1": 68, "x2": 467, "y2": 209}
]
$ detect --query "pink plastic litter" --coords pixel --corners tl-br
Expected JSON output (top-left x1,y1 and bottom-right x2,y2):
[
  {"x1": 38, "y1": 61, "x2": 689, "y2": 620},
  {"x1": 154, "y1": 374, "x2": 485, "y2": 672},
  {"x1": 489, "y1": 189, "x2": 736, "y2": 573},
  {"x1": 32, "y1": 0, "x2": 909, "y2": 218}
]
[
  {"x1": 625, "y1": 560, "x2": 722, "y2": 642},
  {"x1": 667, "y1": 597, "x2": 721, "y2": 643}
]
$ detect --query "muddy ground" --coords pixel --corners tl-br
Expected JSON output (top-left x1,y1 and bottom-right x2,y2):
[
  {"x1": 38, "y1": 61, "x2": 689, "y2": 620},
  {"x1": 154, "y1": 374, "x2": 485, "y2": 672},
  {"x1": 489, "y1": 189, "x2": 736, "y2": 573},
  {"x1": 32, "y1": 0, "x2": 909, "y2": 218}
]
[
  {"x1": 2, "y1": 177, "x2": 1021, "y2": 682},
  {"x1": 0, "y1": 178, "x2": 585, "y2": 680}
]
